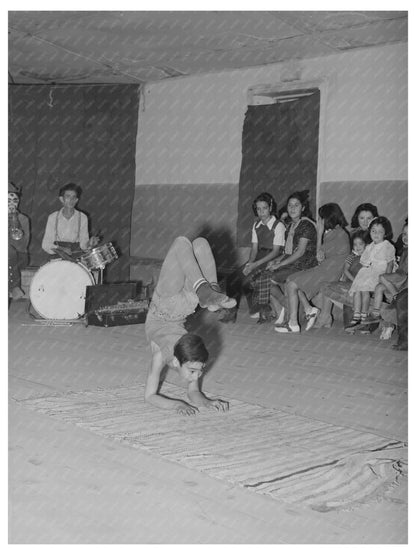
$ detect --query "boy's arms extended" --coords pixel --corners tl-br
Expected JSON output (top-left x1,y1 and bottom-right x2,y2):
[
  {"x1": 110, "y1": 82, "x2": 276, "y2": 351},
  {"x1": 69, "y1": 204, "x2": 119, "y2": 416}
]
[{"x1": 144, "y1": 343, "x2": 199, "y2": 415}]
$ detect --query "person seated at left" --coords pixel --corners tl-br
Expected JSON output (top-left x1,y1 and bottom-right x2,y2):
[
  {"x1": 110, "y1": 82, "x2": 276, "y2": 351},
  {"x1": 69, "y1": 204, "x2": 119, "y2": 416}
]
[
  {"x1": 8, "y1": 182, "x2": 30, "y2": 301},
  {"x1": 41, "y1": 183, "x2": 99, "y2": 259}
]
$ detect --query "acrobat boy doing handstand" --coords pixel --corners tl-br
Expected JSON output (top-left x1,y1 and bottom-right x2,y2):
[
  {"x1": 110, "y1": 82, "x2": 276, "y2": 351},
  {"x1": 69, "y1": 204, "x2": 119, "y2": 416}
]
[{"x1": 144, "y1": 236, "x2": 236, "y2": 415}]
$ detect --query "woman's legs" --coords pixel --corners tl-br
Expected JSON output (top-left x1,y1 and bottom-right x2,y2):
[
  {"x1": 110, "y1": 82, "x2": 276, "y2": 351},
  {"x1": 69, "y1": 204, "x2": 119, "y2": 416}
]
[
  {"x1": 314, "y1": 295, "x2": 334, "y2": 327},
  {"x1": 286, "y1": 280, "x2": 300, "y2": 326},
  {"x1": 372, "y1": 283, "x2": 387, "y2": 312},
  {"x1": 298, "y1": 289, "x2": 320, "y2": 330},
  {"x1": 270, "y1": 284, "x2": 284, "y2": 316},
  {"x1": 274, "y1": 280, "x2": 300, "y2": 332},
  {"x1": 379, "y1": 274, "x2": 398, "y2": 298},
  {"x1": 319, "y1": 295, "x2": 333, "y2": 319},
  {"x1": 298, "y1": 290, "x2": 312, "y2": 313}
]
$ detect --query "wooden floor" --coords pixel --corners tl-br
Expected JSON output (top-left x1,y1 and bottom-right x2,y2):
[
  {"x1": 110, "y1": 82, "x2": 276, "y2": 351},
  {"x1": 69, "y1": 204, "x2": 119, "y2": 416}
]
[{"x1": 8, "y1": 299, "x2": 408, "y2": 544}]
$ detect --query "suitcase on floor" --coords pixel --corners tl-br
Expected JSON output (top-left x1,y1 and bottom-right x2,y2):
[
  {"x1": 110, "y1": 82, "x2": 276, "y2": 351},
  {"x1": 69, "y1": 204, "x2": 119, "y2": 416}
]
[{"x1": 85, "y1": 282, "x2": 149, "y2": 327}]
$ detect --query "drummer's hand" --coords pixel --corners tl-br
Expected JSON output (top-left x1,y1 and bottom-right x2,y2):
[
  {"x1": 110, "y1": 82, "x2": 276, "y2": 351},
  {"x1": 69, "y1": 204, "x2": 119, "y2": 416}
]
[{"x1": 87, "y1": 236, "x2": 100, "y2": 249}]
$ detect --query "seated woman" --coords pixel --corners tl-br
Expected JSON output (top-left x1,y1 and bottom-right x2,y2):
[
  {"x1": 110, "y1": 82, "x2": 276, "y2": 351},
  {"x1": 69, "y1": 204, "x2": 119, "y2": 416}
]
[
  {"x1": 369, "y1": 220, "x2": 408, "y2": 342},
  {"x1": 349, "y1": 202, "x2": 379, "y2": 241},
  {"x1": 8, "y1": 183, "x2": 30, "y2": 302},
  {"x1": 313, "y1": 230, "x2": 368, "y2": 328},
  {"x1": 312, "y1": 202, "x2": 379, "y2": 329},
  {"x1": 225, "y1": 192, "x2": 285, "y2": 322},
  {"x1": 275, "y1": 203, "x2": 350, "y2": 333},
  {"x1": 256, "y1": 190, "x2": 317, "y2": 324}
]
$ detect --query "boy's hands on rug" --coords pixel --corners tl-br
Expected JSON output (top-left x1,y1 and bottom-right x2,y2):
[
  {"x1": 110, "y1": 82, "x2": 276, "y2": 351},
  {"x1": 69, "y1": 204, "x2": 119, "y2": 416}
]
[
  {"x1": 204, "y1": 399, "x2": 229, "y2": 412},
  {"x1": 176, "y1": 401, "x2": 199, "y2": 416}
]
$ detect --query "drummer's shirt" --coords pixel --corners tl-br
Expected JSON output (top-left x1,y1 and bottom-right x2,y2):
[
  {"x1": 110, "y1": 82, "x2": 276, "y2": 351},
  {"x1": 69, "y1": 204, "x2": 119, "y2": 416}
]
[{"x1": 41, "y1": 209, "x2": 89, "y2": 254}]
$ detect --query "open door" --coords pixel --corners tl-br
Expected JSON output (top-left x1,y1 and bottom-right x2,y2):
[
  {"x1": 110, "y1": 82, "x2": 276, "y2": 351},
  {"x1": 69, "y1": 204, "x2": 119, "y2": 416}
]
[{"x1": 237, "y1": 88, "x2": 320, "y2": 246}]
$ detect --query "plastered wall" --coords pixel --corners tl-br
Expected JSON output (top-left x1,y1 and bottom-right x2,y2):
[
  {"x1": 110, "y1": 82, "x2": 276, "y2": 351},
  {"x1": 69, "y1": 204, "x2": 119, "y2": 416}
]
[{"x1": 132, "y1": 43, "x2": 407, "y2": 262}]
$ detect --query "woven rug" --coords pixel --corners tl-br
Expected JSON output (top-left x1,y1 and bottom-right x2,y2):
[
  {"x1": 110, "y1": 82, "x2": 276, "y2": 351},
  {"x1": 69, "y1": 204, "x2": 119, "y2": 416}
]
[{"x1": 19, "y1": 383, "x2": 407, "y2": 512}]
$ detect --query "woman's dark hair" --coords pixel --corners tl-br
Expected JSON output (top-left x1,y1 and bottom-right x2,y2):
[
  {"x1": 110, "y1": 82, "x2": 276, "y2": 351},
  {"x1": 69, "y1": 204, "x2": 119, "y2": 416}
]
[
  {"x1": 350, "y1": 203, "x2": 379, "y2": 229},
  {"x1": 286, "y1": 190, "x2": 314, "y2": 220},
  {"x1": 252, "y1": 192, "x2": 277, "y2": 216},
  {"x1": 59, "y1": 182, "x2": 82, "y2": 198},
  {"x1": 318, "y1": 203, "x2": 348, "y2": 231},
  {"x1": 351, "y1": 229, "x2": 370, "y2": 245},
  {"x1": 173, "y1": 334, "x2": 209, "y2": 365},
  {"x1": 368, "y1": 216, "x2": 394, "y2": 242}
]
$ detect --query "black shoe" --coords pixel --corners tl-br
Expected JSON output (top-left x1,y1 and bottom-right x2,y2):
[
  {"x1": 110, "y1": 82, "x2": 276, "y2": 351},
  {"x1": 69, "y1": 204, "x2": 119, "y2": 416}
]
[
  {"x1": 345, "y1": 319, "x2": 361, "y2": 333},
  {"x1": 257, "y1": 306, "x2": 273, "y2": 324}
]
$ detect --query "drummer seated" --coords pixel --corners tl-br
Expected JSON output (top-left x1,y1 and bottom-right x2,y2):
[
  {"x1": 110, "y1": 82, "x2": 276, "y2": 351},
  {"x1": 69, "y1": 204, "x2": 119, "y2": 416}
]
[{"x1": 41, "y1": 183, "x2": 99, "y2": 260}]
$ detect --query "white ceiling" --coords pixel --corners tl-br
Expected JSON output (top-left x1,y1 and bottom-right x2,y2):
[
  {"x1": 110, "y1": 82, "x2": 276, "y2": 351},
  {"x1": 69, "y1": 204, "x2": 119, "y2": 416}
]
[{"x1": 8, "y1": 11, "x2": 408, "y2": 84}]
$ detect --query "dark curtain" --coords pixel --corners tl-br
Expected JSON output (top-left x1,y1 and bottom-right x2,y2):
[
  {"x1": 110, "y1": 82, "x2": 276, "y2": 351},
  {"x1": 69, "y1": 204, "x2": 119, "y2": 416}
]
[
  {"x1": 9, "y1": 84, "x2": 140, "y2": 282},
  {"x1": 237, "y1": 90, "x2": 320, "y2": 246}
]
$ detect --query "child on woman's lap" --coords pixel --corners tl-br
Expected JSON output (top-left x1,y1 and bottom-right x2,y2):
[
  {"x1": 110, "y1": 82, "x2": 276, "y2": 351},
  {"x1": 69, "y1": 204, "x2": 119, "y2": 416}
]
[{"x1": 345, "y1": 217, "x2": 395, "y2": 332}]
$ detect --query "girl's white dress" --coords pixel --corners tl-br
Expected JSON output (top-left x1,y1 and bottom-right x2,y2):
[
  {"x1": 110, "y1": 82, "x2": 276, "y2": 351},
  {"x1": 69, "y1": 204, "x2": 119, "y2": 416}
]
[{"x1": 349, "y1": 240, "x2": 395, "y2": 294}]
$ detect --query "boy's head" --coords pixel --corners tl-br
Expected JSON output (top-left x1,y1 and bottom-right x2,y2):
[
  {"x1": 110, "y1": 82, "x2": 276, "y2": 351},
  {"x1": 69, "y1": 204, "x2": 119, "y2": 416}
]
[
  {"x1": 173, "y1": 334, "x2": 208, "y2": 383},
  {"x1": 59, "y1": 183, "x2": 82, "y2": 209}
]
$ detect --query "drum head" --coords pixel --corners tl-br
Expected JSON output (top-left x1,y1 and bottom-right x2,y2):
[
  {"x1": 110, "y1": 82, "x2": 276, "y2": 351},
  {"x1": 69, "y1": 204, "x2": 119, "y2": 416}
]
[{"x1": 30, "y1": 260, "x2": 94, "y2": 319}]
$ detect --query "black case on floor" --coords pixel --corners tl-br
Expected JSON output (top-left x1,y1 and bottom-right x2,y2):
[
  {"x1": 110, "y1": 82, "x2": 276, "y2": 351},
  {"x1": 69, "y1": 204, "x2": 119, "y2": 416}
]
[{"x1": 85, "y1": 282, "x2": 149, "y2": 327}]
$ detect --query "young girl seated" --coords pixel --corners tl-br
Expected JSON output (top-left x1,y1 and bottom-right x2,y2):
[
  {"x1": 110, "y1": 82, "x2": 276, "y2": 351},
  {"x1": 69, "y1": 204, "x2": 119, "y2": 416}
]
[
  {"x1": 226, "y1": 192, "x2": 285, "y2": 322},
  {"x1": 345, "y1": 217, "x2": 395, "y2": 332},
  {"x1": 367, "y1": 221, "x2": 408, "y2": 324},
  {"x1": 341, "y1": 231, "x2": 367, "y2": 282}
]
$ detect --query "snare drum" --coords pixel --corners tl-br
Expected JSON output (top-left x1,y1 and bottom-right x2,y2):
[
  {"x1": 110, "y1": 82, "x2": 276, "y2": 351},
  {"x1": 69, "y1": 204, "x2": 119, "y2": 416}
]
[
  {"x1": 80, "y1": 242, "x2": 118, "y2": 270},
  {"x1": 29, "y1": 260, "x2": 95, "y2": 319}
]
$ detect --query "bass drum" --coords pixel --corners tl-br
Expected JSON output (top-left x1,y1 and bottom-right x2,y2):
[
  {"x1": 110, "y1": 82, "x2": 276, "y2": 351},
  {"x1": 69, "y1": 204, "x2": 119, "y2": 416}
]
[{"x1": 30, "y1": 260, "x2": 95, "y2": 319}]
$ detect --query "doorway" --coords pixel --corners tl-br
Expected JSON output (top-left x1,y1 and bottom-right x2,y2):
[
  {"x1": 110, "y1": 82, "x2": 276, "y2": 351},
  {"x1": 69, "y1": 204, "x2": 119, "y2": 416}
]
[{"x1": 237, "y1": 87, "x2": 320, "y2": 246}]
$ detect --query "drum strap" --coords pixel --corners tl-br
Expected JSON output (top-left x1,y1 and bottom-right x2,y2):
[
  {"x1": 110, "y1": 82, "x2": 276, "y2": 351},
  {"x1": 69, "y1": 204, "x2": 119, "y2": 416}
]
[{"x1": 55, "y1": 210, "x2": 81, "y2": 243}]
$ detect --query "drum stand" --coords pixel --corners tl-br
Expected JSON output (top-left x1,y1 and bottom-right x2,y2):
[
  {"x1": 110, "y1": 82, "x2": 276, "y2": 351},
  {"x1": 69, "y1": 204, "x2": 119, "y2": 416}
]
[{"x1": 94, "y1": 267, "x2": 104, "y2": 285}]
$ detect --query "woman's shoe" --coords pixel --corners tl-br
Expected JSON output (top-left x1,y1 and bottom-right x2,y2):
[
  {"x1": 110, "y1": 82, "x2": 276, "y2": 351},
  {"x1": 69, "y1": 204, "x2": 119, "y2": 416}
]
[
  {"x1": 305, "y1": 307, "x2": 320, "y2": 331},
  {"x1": 364, "y1": 313, "x2": 382, "y2": 324},
  {"x1": 380, "y1": 325, "x2": 395, "y2": 340},
  {"x1": 345, "y1": 318, "x2": 361, "y2": 333},
  {"x1": 257, "y1": 306, "x2": 273, "y2": 324},
  {"x1": 274, "y1": 322, "x2": 300, "y2": 333},
  {"x1": 274, "y1": 307, "x2": 285, "y2": 326}
]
